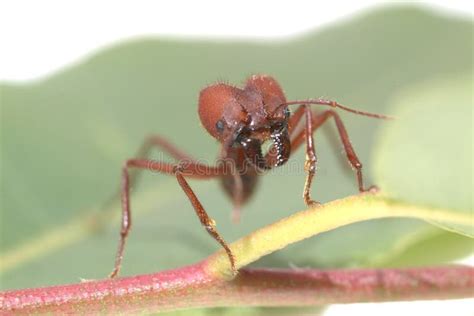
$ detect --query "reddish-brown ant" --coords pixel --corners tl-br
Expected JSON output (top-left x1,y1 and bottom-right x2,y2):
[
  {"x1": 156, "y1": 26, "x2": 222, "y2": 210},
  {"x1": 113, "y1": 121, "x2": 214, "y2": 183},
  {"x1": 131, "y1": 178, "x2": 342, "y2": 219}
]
[{"x1": 108, "y1": 74, "x2": 391, "y2": 278}]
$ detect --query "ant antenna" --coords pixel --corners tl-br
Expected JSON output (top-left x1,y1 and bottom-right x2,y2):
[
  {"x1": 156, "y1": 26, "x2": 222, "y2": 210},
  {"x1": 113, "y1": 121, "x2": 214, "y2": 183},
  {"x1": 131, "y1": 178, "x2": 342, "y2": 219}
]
[{"x1": 275, "y1": 99, "x2": 394, "y2": 120}]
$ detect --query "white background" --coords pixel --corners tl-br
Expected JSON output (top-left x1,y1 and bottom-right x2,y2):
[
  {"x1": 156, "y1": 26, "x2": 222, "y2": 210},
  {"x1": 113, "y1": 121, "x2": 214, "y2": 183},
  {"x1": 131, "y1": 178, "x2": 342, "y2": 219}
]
[
  {"x1": 0, "y1": 1, "x2": 472, "y2": 82},
  {"x1": 1, "y1": 1, "x2": 473, "y2": 315}
]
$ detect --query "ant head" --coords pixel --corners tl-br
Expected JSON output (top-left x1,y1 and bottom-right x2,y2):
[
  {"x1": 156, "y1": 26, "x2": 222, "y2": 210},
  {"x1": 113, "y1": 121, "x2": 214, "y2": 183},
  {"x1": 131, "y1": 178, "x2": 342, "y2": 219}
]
[{"x1": 198, "y1": 75, "x2": 291, "y2": 169}]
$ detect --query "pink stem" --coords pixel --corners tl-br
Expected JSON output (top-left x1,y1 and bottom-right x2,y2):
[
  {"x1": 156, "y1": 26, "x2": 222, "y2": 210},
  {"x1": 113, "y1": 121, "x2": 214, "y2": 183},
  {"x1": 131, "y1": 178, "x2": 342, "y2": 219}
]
[{"x1": 1, "y1": 264, "x2": 473, "y2": 314}]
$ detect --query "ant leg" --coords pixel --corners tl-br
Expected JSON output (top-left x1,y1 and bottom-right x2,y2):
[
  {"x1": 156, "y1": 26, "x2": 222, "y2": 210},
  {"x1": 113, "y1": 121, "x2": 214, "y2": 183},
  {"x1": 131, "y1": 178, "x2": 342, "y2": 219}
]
[
  {"x1": 288, "y1": 105, "x2": 305, "y2": 134},
  {"x1": 174, "y1": 164, "x2": 236, "y2": 275},
  {"x1": 291, "y1": 110, "x2": 377, "y2": 193},
  {"x1": 109, "y1": 159, "x2": 232, "y2": 278},
  {"x1": 108, "y1": 163, "x2": 131, "y2": 278},
  {"x1": 135, "y1": 135, "x2": 197, "y2": 162},
  {"x1": 302, "y1": 106, "x2": 320, "y2": 207},
  {"x1": 230, "y1": 172, "x2": 244, "y2": 224},
  {"x1": 103, "y1": 135, "x2": 197, "y2": 209}
]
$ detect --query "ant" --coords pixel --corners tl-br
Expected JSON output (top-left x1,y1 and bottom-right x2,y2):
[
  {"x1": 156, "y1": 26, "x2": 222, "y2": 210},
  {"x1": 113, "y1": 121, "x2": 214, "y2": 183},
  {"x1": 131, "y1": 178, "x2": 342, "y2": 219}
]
[{"x1": 108, "y1": 74, "x2": 391, "y2": 278}]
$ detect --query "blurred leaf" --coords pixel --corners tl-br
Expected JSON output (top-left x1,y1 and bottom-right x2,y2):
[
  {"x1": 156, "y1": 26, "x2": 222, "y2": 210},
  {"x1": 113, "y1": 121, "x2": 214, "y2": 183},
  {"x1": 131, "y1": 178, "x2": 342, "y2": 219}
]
[
  {"x1": 158, "y1": 306, "x2": 325, "y2": 316},
  {"x1": 373, "y1": 74, "x2": 473, "y2": 236},
  {"x1": 380, "y1": 230, "x2": 474, "y2": 268},
  {"x1": 0, "y1": 6, "x2": 472, "y2": 304}
]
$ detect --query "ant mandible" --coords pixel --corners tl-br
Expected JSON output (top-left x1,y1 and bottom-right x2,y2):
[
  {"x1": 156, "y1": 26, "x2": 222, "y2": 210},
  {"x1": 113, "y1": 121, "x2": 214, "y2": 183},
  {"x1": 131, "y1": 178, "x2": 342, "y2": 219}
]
[{"x1": 108, "y1": 74, "x2": 391, "y2": 278}]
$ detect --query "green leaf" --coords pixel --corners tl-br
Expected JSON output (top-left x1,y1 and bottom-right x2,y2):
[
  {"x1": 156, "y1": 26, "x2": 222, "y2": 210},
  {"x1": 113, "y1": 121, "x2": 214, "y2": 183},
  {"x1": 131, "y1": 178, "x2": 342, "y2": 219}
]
[
  {"x1": 1, "y1": 6, "x2": 472, "y2": 302},
  {"x1": 373, "y1": 74, "x2": 473, "y2": 237}
]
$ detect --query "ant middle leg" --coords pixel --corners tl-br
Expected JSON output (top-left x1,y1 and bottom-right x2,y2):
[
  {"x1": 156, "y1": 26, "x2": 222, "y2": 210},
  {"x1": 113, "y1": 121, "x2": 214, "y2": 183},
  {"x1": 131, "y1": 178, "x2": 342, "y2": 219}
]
[
  {"x1": 108, "y1": 159, "x2": 233, "y2": 278},
  {"x1": 135, "y1": 134, "x2": 198, "y2": 162},
  {"x1": 103, "y1": 135, "x2": 197, "y2": 209}
]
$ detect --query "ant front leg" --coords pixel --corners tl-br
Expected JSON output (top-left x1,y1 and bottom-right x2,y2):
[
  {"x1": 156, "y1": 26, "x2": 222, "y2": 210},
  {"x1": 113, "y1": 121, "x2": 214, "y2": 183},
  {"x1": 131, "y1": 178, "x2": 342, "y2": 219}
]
[
  {"x1": 174, "y1": 164, "x2": 236, "y2": 274},
  {"x1": 108, "y1": 159, "x2": 235, "y2": 278},
  {"x1": 302, "y1": 106, "x2": 321, "y2": 207},
  {"x1": 291, "y1": 109, "x2": 378, "y2": 194}
]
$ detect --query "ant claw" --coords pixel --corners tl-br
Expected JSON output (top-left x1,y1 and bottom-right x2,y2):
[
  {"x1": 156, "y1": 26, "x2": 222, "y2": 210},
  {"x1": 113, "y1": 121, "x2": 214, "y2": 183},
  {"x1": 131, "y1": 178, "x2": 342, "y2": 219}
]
[
  {"x1": 306, "y1": 200, "x2": 322, "y2": 208},
  {"x1": 229, "y1": 264, "x2": 239, "y2": 277},
  {"x1": 361, "y1": 185, "x2": 379, "y2": 194},
  {"x1": 108, "y1": 269, "x2": 120, "y2": 279},
  {"x1": 231, "y1": 206, "x2": 242, "y2": 224}
]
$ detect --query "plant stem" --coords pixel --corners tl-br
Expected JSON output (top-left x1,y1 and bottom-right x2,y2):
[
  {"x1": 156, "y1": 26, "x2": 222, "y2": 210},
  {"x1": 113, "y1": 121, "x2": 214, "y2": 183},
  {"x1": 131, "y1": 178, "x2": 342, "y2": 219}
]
[
  {"x1": 2, "y1": 265, "x2": 473, "y2": 314},
  {"x1": 206, "y1": 194, "x2": 472, "y2": 277},
  {"x1": 2, "y1": 195, "x2": 472, "y2": 314}
]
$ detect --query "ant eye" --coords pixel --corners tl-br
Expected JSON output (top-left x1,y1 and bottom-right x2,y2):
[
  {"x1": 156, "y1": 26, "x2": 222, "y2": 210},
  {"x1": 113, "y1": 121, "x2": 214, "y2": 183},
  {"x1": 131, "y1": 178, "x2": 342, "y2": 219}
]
[
  {"x1": 215, "y1": 120, "x2": 225, "y2": 133},
  {"x1": 284, "y1": 108, "x2": 290, "y2": 118}
]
